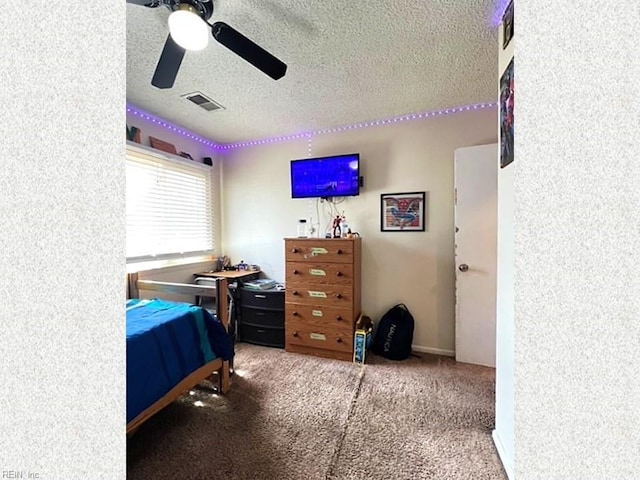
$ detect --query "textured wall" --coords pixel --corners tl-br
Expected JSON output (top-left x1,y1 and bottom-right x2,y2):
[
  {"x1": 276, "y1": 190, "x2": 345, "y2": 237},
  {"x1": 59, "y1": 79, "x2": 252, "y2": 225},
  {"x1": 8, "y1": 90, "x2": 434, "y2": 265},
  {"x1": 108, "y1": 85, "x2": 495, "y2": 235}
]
[{"x1": 221, "y1": 109, "x2": 497, "y2": 353}]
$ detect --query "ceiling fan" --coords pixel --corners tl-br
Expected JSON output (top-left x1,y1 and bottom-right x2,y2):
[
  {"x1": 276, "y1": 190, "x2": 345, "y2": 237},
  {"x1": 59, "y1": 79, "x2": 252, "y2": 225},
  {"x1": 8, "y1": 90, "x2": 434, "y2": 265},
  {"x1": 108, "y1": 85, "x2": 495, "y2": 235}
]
[{"x1": 127, "y1": 0, "x2": 287, "y2": 89}]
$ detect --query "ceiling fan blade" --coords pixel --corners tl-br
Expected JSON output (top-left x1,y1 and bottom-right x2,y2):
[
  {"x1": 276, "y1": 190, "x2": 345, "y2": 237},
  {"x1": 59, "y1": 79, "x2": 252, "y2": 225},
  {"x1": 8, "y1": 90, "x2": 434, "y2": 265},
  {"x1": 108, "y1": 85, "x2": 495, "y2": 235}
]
[
  {"x1": 125, "y1": 0, "x2": 157, "y2": 5},
  {"x1": 151, "y1": 35, "x2": 186, "y2": 89},
  {"x1": 211, "y1": 21, "x2": 287, "y2": 80}
]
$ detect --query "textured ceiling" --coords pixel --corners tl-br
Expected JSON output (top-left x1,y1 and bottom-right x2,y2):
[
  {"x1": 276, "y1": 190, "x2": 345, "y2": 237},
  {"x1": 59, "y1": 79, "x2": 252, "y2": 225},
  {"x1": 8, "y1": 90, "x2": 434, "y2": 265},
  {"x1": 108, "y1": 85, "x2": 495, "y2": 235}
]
[{"x1": 126, "y1": 0, "x2": 502, "y2": 144}]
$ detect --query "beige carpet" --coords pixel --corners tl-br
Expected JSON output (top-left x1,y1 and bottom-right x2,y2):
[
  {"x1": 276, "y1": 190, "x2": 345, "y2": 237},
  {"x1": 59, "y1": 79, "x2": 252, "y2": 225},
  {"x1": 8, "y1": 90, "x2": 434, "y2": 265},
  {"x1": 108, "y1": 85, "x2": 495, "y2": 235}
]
[{"x1": 127, "y1": 344, "x2": 507, "y2": 479}]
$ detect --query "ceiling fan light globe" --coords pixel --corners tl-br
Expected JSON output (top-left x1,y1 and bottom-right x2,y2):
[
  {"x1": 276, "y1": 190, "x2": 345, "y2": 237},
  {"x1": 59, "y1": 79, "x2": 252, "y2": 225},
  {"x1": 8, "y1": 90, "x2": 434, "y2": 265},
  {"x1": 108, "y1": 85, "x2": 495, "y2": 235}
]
[{"x1": 168, "y1": 8, "x2": 208, "y2": 51}]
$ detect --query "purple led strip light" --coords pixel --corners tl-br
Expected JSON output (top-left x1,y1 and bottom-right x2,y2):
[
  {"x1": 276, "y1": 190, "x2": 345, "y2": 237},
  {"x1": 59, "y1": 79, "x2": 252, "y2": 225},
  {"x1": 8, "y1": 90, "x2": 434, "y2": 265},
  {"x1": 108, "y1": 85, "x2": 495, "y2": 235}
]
[
  {"x1": 127, "y1": 101, "x2": 497, "y2": 152},
  {"x1": 492, "y1": 0, "x2": 513, "y2": 28},
  {"x1": 126, "y1": 104, "x2": 224, "y2": 151},
  {"x1": 223, "y1": 102, "x2": 498, "y2": 150}
]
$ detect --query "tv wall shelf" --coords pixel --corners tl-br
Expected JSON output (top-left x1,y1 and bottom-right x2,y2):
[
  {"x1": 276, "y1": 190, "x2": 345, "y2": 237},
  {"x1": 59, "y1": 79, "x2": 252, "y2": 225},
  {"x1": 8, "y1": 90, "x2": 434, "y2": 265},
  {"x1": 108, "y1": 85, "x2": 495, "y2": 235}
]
[{"x1": 126, "y1": 140, "x2": 212, "y2": 169}]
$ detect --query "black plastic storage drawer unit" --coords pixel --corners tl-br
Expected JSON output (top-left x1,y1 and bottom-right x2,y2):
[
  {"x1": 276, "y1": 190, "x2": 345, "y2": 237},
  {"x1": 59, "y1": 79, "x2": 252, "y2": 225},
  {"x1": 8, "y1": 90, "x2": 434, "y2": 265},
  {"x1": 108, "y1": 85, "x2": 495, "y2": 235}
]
[{"x1": 239, "y1": 287, "x2": 285, "y2": 348}]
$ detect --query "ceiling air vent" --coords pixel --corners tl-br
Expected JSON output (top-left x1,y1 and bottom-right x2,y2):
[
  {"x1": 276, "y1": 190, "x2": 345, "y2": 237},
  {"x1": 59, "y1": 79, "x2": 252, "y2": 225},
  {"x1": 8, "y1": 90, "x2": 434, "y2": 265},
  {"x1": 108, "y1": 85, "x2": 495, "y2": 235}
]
[{"x1": 181, "y1": 92, "x2": 225, "y2": 112}]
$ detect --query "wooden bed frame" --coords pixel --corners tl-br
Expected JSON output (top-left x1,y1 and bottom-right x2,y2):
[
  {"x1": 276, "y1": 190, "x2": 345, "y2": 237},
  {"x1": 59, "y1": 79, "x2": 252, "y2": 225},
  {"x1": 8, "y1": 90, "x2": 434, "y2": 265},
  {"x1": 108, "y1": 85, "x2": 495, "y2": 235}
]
[{"x1": 126, "y1": 273, "x2": 231, "y2": 434}]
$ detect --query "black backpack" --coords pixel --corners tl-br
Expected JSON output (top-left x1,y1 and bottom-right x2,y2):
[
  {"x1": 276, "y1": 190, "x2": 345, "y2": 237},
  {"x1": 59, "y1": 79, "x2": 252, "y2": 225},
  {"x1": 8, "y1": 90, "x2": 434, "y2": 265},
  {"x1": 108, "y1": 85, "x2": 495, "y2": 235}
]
[{"x1": 371, "y1": 303, "x2": 414, "y2": 360}]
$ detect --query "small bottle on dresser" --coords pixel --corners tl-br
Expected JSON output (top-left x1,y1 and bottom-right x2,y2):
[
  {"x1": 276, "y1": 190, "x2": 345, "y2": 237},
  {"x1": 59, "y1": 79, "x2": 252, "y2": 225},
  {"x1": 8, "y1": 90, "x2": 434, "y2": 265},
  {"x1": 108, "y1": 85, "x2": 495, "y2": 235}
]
[{"x1": 297, "y1": 219, "x2": 308, "y2": 238}]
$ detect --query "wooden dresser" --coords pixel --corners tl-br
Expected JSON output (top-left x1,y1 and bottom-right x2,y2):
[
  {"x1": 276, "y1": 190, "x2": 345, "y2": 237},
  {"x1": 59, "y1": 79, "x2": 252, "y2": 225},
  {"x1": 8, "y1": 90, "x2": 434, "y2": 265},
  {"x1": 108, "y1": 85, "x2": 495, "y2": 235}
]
[{"x1": 284, "y1": 237, "x2": 362, "y2": 361}]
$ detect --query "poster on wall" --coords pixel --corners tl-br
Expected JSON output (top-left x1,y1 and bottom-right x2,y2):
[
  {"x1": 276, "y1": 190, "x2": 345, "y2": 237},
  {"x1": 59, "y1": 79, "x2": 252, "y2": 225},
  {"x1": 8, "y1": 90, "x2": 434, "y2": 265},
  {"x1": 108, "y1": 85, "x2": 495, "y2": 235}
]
[
  {"x1": 380, "y1": 192, "x2": 426, "y2": 232},
  {"x1": 502, "y1": 0, "x2": 514, "y2": 49},
  {"x1": 500, "y1": 58, "x2": 514, "y2": 169}
]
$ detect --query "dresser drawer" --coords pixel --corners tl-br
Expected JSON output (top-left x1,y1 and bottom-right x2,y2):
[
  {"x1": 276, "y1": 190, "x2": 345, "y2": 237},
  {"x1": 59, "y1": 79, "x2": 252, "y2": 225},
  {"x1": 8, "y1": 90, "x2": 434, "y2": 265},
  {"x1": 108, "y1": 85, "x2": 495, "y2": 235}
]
[
  {"x1": 285, "y1": 304, "x2": 354, "y2": 329},
  {"x1": 242, "y1": 307, "x2": 284, "y2": 329},
  {"x1": 240, "y1": 324, "x2": 284, "y2": 348},
  {"x1": 286, "y1": 321, "x2": 353, "y2": 353},
  {"x1": 285, "y1": 239, "x2": 355, "y2": 264},
  {"x1": 286, "y1": 262, "x2": 353, "y2": 286},
  {"x1": 240, "y1": 288, "x2": 284, "y2": 310},
  {"x1": 286, "y1": 284, "x2": 353, "y2": 307}
]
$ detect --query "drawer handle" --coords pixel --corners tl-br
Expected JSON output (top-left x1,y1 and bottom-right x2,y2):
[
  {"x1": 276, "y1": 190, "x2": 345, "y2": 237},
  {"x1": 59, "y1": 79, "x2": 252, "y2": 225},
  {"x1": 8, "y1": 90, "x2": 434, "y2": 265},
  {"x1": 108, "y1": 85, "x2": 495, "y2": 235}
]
[
  {"x1": 292, "y1": 331, "x2": 299, "y2": 337},
  {"x1": 336, "y1": 293, "x2": 343, "y2": 299},
  {"x1": 336, "y1": 271, "x2": 343, "y2": 277},
  {"x1": 336, "y1": 315, "x2": 343, "y2": 321},
  {"x1": 292, "y1": 248, "x2": 299, "y2": 253},
  {"x1": 336, "y1": 338, "x2": 343, "y2": 343},
  {"x1": 293, "y1": 270, "x2": 299, "y2": 275},
  {"x1": 254, "y1": 294, "x2": 267, "y2": 299},
  {"x1": 292, "y1": 311, "x2": 299, "y2": 316},
  {"x1": 256, "y1": 312, "x2": 265, "y2": 316},
  {"x1": 336, "y1": 249, "x2": 343, "y2": 254},
  {"x1": 292, "y1": 290, "x2": 299, "y2": 296}
]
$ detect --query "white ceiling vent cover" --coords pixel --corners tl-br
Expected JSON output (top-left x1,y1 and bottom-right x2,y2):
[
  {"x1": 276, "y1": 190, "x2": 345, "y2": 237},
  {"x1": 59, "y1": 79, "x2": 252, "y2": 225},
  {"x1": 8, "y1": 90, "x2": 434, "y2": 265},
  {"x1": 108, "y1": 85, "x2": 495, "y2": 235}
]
[{"x1": 181, "y1": 92, "x2": 225, "y2": 112}]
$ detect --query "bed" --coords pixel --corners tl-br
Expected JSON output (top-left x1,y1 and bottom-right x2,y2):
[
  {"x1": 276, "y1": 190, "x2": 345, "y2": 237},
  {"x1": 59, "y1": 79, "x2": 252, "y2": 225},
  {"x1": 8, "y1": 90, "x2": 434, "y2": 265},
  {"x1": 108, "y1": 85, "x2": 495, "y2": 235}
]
[{"x1": 126, "y1": 273, "x2": 233, "y2": 434}]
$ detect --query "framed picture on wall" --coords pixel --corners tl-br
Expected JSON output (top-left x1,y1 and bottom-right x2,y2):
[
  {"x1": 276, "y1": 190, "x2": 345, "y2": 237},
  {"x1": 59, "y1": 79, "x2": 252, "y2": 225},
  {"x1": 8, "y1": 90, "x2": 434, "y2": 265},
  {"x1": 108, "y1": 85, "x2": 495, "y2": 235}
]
[
  {"x1": 502, "y1": 0, "x2": 514, "y2": 49},
  {"x1": 380, "y1": 192, "x2": 426, "y2": 232},
  {"x1": 500, "y1": 58, "x2": 514, "y2": 168}
]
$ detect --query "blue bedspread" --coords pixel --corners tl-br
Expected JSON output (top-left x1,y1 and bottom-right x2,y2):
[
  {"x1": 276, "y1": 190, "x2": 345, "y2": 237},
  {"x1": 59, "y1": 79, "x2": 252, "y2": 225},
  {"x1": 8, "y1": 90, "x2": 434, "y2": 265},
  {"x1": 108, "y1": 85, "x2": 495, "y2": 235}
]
[{"x1": 126, "y1": 298, "x2": 233, "y2": 424}]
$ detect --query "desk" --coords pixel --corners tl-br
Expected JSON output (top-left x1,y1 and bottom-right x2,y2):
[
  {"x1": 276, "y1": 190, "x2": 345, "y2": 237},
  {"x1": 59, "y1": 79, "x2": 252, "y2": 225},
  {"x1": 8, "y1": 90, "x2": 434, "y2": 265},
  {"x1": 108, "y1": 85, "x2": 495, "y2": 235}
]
[
  {"x1": 194, "y1": 269, "x2": 261, "y2": 281},
  {"x1": 193, "y1": 270, "x2": 261, "y2": 376},
  {"x1": 193, "y1": 270, "x2": 261, "y2": 309},
  {"x1": 193, "y1": 269, "x2": 262, "y2": 341}
]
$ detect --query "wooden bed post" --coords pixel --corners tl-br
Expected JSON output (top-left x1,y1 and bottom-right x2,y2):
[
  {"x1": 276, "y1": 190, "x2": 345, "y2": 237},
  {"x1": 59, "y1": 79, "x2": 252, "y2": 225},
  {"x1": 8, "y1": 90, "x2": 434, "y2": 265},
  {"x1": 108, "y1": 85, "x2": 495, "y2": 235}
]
[
  {"x1": 216, "y1": 277, "x2": 229, "y2": 330},
  {"x1": 216, "y1": 277, "x2": 230, "y2": 394},
  {"x1": 128, "y1": 273, "x2": 139, "y2": 299}
]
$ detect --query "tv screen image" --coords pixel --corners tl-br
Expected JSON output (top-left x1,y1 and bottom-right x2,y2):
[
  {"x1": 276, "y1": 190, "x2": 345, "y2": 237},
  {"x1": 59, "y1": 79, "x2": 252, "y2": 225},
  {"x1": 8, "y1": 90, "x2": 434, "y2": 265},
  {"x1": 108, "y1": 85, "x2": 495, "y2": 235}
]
[{"x1": 290, "y1": 153, "x2": 360, "y2": 199}]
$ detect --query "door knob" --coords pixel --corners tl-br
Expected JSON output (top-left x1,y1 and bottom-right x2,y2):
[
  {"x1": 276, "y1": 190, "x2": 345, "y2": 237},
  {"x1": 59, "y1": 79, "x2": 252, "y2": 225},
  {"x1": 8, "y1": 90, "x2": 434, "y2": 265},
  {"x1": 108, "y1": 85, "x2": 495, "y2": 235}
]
[{"x1": 458, "y1": 264, "x2": 469, "y2": 272}]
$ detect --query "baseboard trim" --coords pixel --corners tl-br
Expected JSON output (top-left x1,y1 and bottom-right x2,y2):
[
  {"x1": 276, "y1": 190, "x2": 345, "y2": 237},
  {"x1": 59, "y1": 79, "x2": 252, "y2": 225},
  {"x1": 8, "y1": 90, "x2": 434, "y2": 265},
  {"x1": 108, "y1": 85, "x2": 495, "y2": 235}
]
[
  {"x1": 492, "y1": 430, "x2": 514, "y2": 480},
  {"x1": 411, "y1": 345, "x2": 455, "y2": 357}
]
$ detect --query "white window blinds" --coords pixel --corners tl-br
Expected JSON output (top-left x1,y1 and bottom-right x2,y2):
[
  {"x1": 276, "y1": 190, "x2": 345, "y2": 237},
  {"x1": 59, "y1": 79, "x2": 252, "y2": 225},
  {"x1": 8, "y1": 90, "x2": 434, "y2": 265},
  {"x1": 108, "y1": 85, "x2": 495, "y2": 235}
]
[{"x1": 126, "y1": 145, "x2": 214, "y2": 261}]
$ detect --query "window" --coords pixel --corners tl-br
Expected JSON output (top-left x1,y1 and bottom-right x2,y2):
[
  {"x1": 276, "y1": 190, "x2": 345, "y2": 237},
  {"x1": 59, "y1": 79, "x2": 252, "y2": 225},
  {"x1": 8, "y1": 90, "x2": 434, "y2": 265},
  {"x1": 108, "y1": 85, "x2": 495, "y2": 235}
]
[{"x1": 126, "y1": 144, "x2": 214, "y2": 262}]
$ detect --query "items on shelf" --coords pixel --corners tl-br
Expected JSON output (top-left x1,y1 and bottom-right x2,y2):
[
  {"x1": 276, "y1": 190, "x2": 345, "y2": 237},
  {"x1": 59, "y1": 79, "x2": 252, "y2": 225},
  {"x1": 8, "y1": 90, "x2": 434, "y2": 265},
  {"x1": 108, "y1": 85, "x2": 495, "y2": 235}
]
[{"x1": 220, "y1": 259, "x2": 259, "y2": 272}]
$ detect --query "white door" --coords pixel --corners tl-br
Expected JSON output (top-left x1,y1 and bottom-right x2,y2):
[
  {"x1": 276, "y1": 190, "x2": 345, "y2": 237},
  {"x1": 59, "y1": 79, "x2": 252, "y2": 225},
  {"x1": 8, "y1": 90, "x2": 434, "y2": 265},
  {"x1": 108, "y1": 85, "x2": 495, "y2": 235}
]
[{"x1": 454, "y1": 144, "x2": 498, "y2": 367}]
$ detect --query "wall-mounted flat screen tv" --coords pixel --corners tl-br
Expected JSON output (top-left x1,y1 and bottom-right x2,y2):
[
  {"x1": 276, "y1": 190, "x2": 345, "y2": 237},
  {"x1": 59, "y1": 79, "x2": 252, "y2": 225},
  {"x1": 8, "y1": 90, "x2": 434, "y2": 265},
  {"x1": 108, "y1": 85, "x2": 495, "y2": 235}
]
[{"x1": 290, "y1": 153, "x2": 360, "y2": 199}]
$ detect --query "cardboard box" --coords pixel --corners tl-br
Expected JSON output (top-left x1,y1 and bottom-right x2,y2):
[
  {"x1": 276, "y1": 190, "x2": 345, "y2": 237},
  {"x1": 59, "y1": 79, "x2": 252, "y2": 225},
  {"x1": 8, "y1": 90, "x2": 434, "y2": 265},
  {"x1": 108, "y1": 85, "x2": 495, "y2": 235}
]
[{"x1": 353, "y1": 314, "x2": 374, "y2": 364}]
